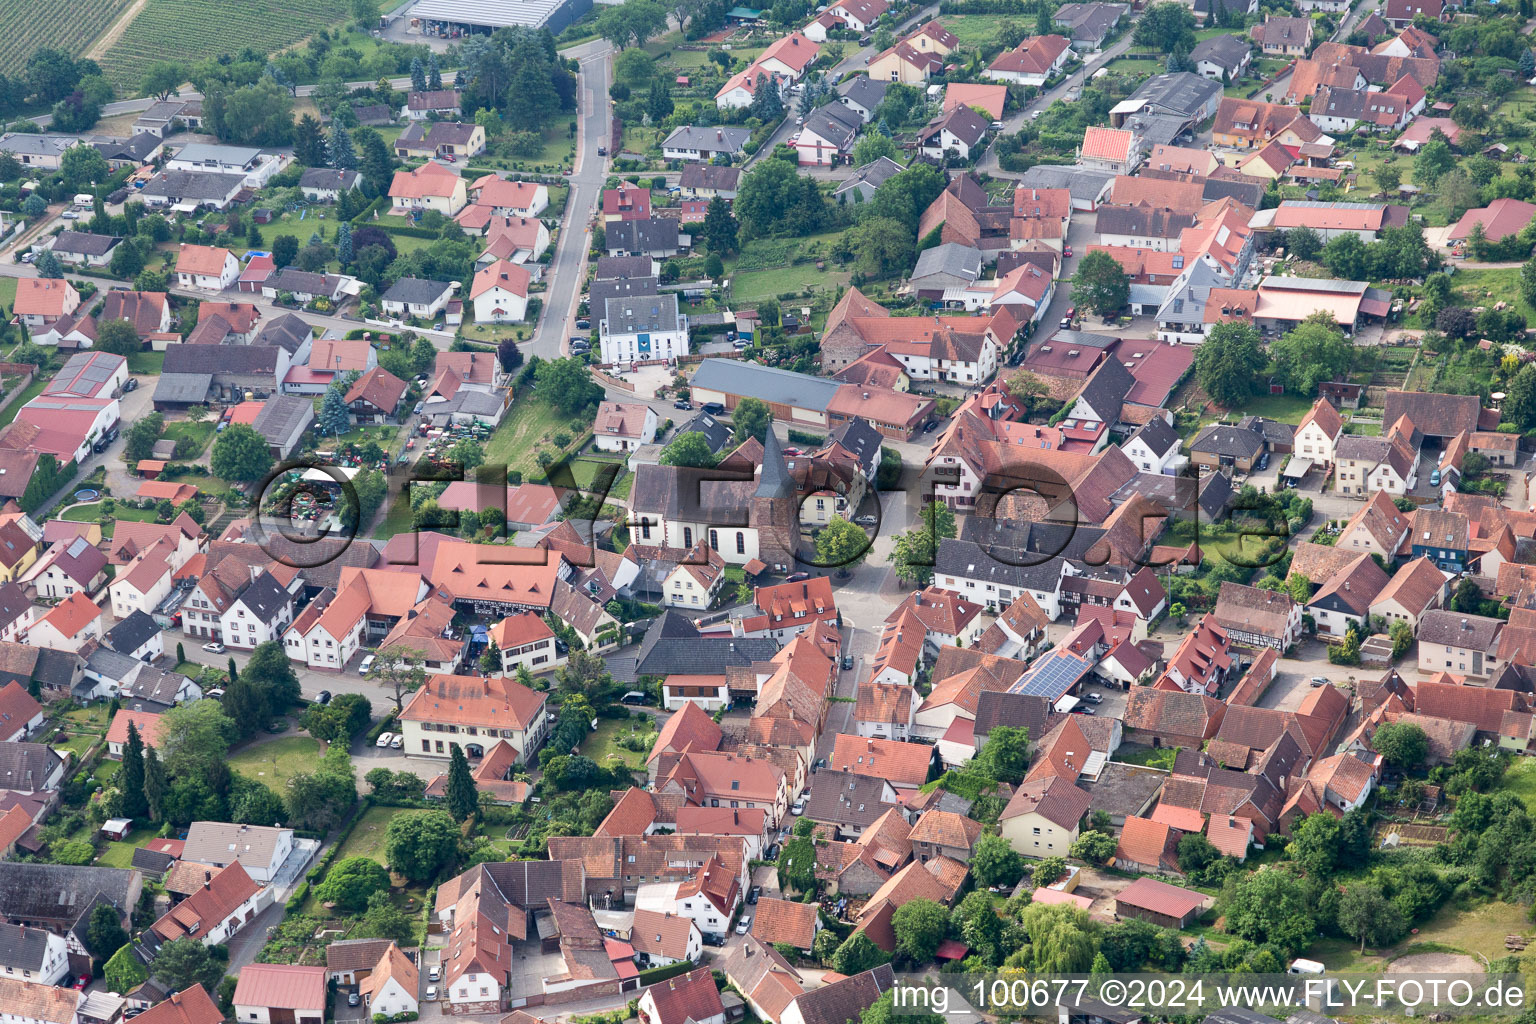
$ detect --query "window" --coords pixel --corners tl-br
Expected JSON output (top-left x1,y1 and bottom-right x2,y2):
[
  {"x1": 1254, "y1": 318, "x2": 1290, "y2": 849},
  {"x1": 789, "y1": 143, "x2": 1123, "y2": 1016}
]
[{"x1": 737, "y1": 532, "x2": 746, "y2": 554}]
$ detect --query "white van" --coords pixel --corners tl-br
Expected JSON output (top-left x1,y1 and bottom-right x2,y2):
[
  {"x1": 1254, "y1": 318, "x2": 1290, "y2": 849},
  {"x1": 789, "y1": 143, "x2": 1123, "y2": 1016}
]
[
  {"x1": 1289, "y1": 959, "x2": 1326, "y2": 975},
  {"x1": 73, "y1": 194, "x2": 93, "y2": 209}
]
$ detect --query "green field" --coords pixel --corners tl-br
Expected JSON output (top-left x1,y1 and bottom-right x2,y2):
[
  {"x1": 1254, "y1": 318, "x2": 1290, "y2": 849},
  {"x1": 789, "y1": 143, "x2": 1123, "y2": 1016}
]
[
  {"x1": 161, "y1": 419, "x2": 216, "y2": 458},
  {"x1": 483, "y1": 397, "x2": 592, "y2": 480},
  {"x1": 333, "y1": 804, "x2": 399, "y2": 865},
  {"x1": 96, "y1": 0, "x2": 351, "y2": 89},
  {"x1": 0, "y1": 0, "x2": 133, "y2": 75},
  {"x1": 228, "y1": 735, "x2": 325, "y2": 788}
]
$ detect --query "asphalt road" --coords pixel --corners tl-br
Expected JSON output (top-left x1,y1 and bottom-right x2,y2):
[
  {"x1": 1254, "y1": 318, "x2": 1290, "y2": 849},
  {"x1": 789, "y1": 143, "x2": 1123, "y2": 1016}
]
[{"x1": 528, "y1": 38, "x2": 614, "y2": 360}]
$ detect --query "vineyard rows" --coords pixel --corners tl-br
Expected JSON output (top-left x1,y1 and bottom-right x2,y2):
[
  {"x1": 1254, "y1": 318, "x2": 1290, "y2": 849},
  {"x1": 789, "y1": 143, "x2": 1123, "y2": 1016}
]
[
  {"x1": 0, "y1": 0, "x2": 133, "y2": 76},
  {"x1": 96, "y1": 0, "x2": 350, "y2": 88}
]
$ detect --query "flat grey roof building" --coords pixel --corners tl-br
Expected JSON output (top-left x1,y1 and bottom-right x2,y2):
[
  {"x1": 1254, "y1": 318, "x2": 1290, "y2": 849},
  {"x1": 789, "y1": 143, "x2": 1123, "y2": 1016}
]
[{"x1": 690, "y1": 359, "x2": 843, "y2": 412}]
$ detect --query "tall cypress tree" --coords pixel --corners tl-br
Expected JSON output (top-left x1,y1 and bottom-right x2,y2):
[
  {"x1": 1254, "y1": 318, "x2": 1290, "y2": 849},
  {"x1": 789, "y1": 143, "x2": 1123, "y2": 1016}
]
[
  {"x1": 445, "y1": 744, "x2": 477, "y2": 822},
  {"x1": 120, "y1": 722, "x2": 148, "y2": 818},
  {"x1": 143, "y1": 748, "x2": 167, "y2": 823}
]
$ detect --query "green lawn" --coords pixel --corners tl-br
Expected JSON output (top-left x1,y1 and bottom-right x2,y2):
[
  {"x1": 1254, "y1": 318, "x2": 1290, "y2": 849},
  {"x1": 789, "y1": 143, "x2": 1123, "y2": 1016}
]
[
  {"x1": 0, "y1": 277, "x2": 16, "y2": 309},
  {"x1": 228, "y1": 735, "x2": 326, "y2": 788},
  {"x1": 1219, "y1": 393, "x2": 1315, "y2": 425},
  {"x1": 483, "y1": 397, "x2": 592, "y2": 481},
  {"x1": 96, "y1": 827, "x2": 159, "y2": 869},
  {"x1": 1500, "y1": 756, "x2": 1536, "y2": 811},
  {"x1": 731, "y1": 263, "x2": 852, "y2": 305},
  {"x1": 333, "y1": 804, "x2": 400, "y2": 865},
  {"x1": 161, "y1": 420, "x2": 217, "y2": 458},
  {"x1": 60, "y1": 502, "x2": 158, "y2": 524},
  {"x1": 582, "y1": 717, "x2": 657, "y2": 773},
  {"x1": 128, "y1": 351, "x2": 165, "y2": 376}
]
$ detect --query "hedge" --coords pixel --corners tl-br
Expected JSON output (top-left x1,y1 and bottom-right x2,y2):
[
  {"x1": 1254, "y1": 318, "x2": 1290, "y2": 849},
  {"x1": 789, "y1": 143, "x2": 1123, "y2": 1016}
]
[
  {"x1": 364, "y1": 712, "x2": 399, "y2": 746},
  {"x1": 636, "y1": 960, "x2": 698, "y2": 986},
  {"x1": 350, "y1": 196, "x2": 389, "y2": 227}
]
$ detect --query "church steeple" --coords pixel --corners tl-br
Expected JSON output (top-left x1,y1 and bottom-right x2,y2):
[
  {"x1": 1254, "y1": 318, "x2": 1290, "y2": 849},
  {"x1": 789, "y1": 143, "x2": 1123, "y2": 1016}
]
[{"x1": 755, "y1": 426, "x2": 793, "y2": 499}]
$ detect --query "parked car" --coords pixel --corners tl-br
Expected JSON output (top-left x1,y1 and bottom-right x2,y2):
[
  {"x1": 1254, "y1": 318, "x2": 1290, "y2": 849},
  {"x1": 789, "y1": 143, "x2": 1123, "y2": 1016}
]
[
  {"x1": 673, "y1": 400, "x2": 693, "y2": 410},
  {"x1": 348, "y1": 993, "x2": 360, "y2": 1008},
  {"x1": 1072, "y1": 706, "x2": 1096, "y2": 715},
  {"x1": 316, "y1": 690, "x2": 332, "y2": 704},
  {"x1": 202, "y1": 642, "x2": 226, "y2": 654},
  {"x1": 791, "y1": 798, "x2": 806, "y2": 816},
  {"x1": 358, "y1": 654, "x2": 375, "y2": 675},
  {"x1": 413, "y1": 402, "x2": 424, "y2": 415},
  {"x1": 841, "y1": 655, "x2": 854, "y2": 671},
  {"x1": 428, "y1": 966, "x2": 441, "y2": 982},
  {"x1": 425, "y1": 987, "x2": 438, "y2": 1001},
  {"x1": 1310, "y1": 676, "x2": 1329, "y2": 686},
  {"x1": 122, "y1": 377, "x2": 138, "y2": 391},
  {"x1": 620, "y1": 690, "x2": 652, "y2": 705},
  {"x1": 702, "y1": 402, "x2": 725, "y2": 415},
  {"x1": 1082, "y1": 692, "x2": 1103, "y2": 704},
  {"x1": 597, "y1": 146, "x2": 607, "y2": 156},
  {"x1": 576, "y1": 318, "x2": 591, "y2": 329},
  {"x1": 736, "y1": 916, "x2": 752, "y2": 935},
  {"x1": 785, "y1": 572, "x2": 812, "y2": 583},
  {"x1": 390, "y1": 734, "x2": 403, "y2": 749},
  {"x1": 376, "y1": 732, "x2": 395, "y2": 748},
  {"x1": 1063, "y1": 247, "x2": 1073, "y2": 258},
  {"x1": 702, "y1": 933, "x2": 725, "y2": 947},
  {"x1": 854, "y1": 514, "x2": 878, "y2": 526},
  {"x1": 748, "y1": 885, "x2": 762, "y2": 904}
]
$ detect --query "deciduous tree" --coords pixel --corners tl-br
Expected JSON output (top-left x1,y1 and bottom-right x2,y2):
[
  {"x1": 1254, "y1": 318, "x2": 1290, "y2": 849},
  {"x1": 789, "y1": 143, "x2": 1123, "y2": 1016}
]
[{"x1": 384, "y1": 809, "x2": 460, "y2": 882}]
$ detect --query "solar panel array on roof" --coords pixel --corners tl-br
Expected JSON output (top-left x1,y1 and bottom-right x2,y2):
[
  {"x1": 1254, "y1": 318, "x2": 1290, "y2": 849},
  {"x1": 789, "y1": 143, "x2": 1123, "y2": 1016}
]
[{"x1": 1011, "y1": 649, "x2": 1092, "y2": 699}]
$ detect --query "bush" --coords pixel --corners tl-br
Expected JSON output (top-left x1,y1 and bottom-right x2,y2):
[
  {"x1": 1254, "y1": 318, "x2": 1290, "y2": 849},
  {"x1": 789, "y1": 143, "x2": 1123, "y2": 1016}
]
[{"x1": 636, "y1": 960, "x2": 697, "y2": 985}]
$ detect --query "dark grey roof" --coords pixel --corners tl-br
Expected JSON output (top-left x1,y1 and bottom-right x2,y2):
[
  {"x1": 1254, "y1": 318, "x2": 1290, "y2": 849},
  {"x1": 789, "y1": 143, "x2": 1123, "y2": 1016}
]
[
  {"x1": 93, "y1": 133, "x2": 160, "y2": 162},
  {"x1": 634, "y1": 611, "x2": 778, "y2": 676},
  {"x1": 235, "y1": 572, "x2": 292, "y2": 622},
  {"x1": 603, "y1": 293, "x2": 680, "y2": 336},
  {"x1": 629, "y1": 463, "x2": 756, "y2": 521},
  {"x1": 1198, "y1": 174, "x2": 1265, "y2": 209},
  {"x1": 104, "y1": 611, "x2": 160, "y2": 656},
  {"x1": 833, "y1": 156, "x2": 905, "y2": 198},
  {"x1": 973, "y1": 689, "x2": 1054, "y2": 739},
  {"x1": 594, "y1": 256, "x2": 655, "y2": 281},
  {"x1": 382, "y1": 277, "x2": 453, "y2": 305},
  {"x1": 1054, "y1": 2, "x2": 1127, "y2": 40},
  {"x1": 1128, "y1": 417, "x2": 1180, "y2": 459},
  {"x1": 163, "y1": 344, "x2": 281, "y2": 375},
  {"x1": 251, "y1": 394, "x2": 314, "y2": 447},
  {"x1": 33, "y1": 649, "x2": 80, "y2": 692},
  {"x1": 0, "y1": 863, "x2": 138, "y2": 925},
  {"x1": 756, "y1": 428, "x2": 793, "y2": 500},
  {"x1": 679, "y1": 163, "x2": 741, "y2": 192},
  {"x1": 910, "y1": 242, "x2": 983, "y2": 286},
  {"x1": 299, "y1": 167, "x2": 361, "y2": 191},
  {"x1": 1074, "y1": 356, "x2": 1135, "y2": 422},
  {"x1": 152, "y1": 372, "x2": 214, "y2": 404},
  {"x1": 0, "y1": 743, "x2": 61, "y2": 792},
  {"x1": 802, "y1": 103, "x2": 861, "y2": 150},
  {"x1": 266, "y1": 267, "x2": 341, "y2": 297},
  {"x1": 1016, "y1": 164, "x2": 1115, "y2": 202},
  {"x1": 589, "y1": 274, "x2": 659, "y2": 309},
  {"x1": 139, "y1": 169, "x2": 245, "y2": 202},
  {"x1": 1236, "y1": 415, "x2": 1294, "y2": 447},
  {"x1": 663, "y1": 125, "x2": 752, "y2": 152},
  {"x1": 1096, "y1": 205, "x2": 1196, "y2": 239},
  {"x1": 255, "y1": 313, "x2": 313, "y2": 353},
  {"x1": 606, "y1": 218, "x2": 680, "y2": 253},
  {"x1": 0, "y1": 920, "x2": 50, "y2": 970},
  {"x1": 803, "y1": 771, "x2": 897, "y2": 829},
  {"x1": 117, "y1": 665, "x2": 192, "y2": 707},
  {"x1": 86, "y1": 647, "x2": 144, "y2": 685},
  {"x1": 1189, "y1": 34, "x2": 1251, "y2": 72},
  {"x1": 351, "y1": 104, "x2": 394, "y2": 125},
  {"x1": 0, "y1": 583, "x2": 30, "y2": 634},
  {"x1": 828, "y1": 417, "x2": 883, "y2": 479},
  {"x1": 1417, "y1": 610, "x2": 1501, "y2": 650},
  {"x1": 397, "y1": 121, "x2": 480, "y2": 149},
  {"x1": 130, "y1": 847, "x2": 175, "y2": 874},
  {"x1": 925, "y1": 104, "x2": 988, "y2": 148},
  {"x1": 937, "y1": 537, "x2": 1068, "y2": 592},
  {"x1": 690, "y1": 359, "x2": 841, "y2": 412},
  {"x1": 836, "y1": 75, "x2": 887, "y2": 111},
  {"x1": 1189, "y1": 422, "x2": 1264, "y2": 458},
  {"x1": 676, "y1": 411, "x2": 733, "y2": 454},
  {"x1": 52, "y1": 231, "x2": 120, "y2": 257}
]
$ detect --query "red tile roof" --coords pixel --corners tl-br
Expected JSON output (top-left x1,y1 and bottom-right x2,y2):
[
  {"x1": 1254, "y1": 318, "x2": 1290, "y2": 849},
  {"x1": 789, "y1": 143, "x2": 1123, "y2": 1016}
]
[{"x1": 1115, "y1": 876, "x2": 1206, "y2": 918}]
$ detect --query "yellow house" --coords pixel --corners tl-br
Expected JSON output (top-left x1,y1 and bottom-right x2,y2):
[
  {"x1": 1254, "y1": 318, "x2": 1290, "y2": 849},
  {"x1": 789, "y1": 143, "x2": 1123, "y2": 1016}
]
[
  {"x1": 0, "y1": 519, "x2": 39, "y2": 583},
  {"x1": 866, "y1": 41, "x2": 940, "y2": 84},
  {"x1": 997, "y1": 775, "x2": 1091, "y2": 858}
]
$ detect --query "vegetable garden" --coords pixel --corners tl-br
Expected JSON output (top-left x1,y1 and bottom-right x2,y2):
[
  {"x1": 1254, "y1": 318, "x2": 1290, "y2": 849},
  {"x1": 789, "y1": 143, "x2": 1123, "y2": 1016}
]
[
  {"x1": 0, "y1": 0, "x2": 132, "y2": 75},
  {"x1": 96, "y1": 0, "x2": 350, "y2": 88}
]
